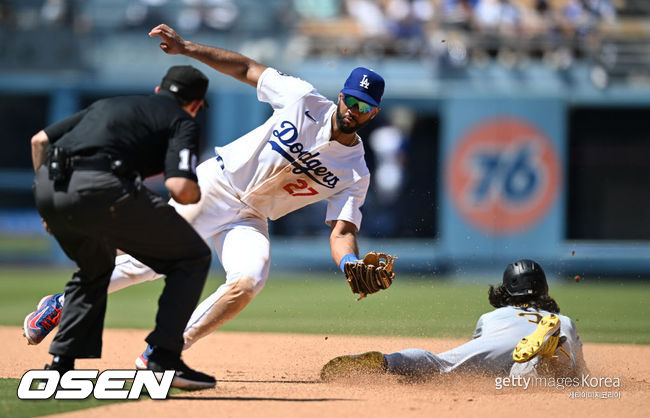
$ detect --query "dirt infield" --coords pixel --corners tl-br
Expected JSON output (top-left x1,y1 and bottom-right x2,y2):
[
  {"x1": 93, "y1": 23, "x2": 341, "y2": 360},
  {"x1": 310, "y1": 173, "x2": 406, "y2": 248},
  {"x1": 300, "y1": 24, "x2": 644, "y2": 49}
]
[{"x1": 2, "y1": 326, "x2": 648, "y2": 417}]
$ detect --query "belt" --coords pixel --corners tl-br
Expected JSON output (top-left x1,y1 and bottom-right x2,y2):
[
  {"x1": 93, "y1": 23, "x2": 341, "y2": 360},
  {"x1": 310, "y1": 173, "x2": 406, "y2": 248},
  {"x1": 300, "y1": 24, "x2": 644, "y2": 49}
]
[
  {"x1": 70, "y1": 154, "x2": 135, "y2": 180},
  {"x1": 213, "y1": 153, "x2": 240, "y2": 196},
  {"x1": 216, "y1": 154, "x2": 225, "y2": 170},
  {"x1": 69, "y1": 154, "x2": 114, "y2": 171},
  {"x1": 46, "y1": 146, "x2": 137, "y2": 185}
]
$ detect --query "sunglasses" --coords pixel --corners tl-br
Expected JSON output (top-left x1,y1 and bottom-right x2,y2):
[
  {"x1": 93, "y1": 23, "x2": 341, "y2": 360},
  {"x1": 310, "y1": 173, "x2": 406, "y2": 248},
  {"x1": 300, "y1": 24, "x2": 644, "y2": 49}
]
[{"x1": 343, "y1": 95, "x2": 376, "y2": 114}]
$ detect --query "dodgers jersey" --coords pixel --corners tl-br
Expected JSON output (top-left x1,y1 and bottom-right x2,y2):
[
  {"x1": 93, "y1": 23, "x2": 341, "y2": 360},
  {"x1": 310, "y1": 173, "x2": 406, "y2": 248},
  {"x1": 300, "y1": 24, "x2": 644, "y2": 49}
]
[{"x1": 214, "y1": 68, "x2": 370, "y2": 229}]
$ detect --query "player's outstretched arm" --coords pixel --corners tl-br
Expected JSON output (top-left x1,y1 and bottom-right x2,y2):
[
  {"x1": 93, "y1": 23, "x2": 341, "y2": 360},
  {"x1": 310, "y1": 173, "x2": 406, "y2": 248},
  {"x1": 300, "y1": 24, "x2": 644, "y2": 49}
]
[
  {"x1": 149, "y1": 24, "x2": 267, "y2": 88},
  {"x1": 329, "y1": 220, "x2": 359, "y2": 268},
  {"x1": 330, "y1": 220, "x2": 397, "y2": 299}
]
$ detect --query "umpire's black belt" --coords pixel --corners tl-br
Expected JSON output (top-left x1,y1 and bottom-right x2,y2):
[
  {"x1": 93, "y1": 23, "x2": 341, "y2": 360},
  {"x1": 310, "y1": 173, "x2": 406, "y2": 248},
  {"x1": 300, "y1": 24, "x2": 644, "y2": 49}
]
[
  {"x1": 70, "y1": 154, "x2": 134, "y2": 179},
  {"x1": 69, "y1": 154, "x2": 114, "y2": 171}
]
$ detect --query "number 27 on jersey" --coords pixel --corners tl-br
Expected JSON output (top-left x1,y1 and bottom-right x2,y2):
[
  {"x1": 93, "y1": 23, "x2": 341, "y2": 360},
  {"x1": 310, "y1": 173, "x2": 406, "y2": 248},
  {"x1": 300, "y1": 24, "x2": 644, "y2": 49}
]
[{"x1": 283, "y1": 179, "x2": 318, "y2": 196}]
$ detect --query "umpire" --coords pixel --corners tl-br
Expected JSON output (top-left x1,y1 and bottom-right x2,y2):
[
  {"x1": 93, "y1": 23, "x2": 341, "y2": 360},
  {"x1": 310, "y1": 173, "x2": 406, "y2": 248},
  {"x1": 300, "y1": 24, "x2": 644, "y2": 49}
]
[{"x1": 30, "y1": 65, "x2": 215, "y2": 389}]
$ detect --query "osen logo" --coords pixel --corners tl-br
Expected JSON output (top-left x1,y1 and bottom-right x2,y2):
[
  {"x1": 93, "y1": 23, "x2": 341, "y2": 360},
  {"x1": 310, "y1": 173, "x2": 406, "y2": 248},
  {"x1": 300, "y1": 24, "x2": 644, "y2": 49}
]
[
  {"x1": 17, "y1": 369, "x2": 175, "y2": 400},
  {"x1": 446, "y1": 118, "x2": 561, "y2": 235}
]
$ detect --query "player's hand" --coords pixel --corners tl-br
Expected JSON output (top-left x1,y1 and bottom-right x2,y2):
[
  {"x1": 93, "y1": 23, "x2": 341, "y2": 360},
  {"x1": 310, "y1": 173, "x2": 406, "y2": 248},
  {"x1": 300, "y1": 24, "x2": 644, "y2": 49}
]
[
  {"x1": 149, "y1": 24, "x2": 186, "y2": 55},
  {"x1": 344, "y1": 252, "x2": 397, "y2": 300}
]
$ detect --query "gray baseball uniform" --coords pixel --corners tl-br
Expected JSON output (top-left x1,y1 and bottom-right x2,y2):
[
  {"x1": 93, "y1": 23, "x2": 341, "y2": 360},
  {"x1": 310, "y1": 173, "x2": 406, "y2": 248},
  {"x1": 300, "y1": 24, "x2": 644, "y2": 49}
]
[{"x1": 384, "y1": 306, "x2": 586, "y2": 377}]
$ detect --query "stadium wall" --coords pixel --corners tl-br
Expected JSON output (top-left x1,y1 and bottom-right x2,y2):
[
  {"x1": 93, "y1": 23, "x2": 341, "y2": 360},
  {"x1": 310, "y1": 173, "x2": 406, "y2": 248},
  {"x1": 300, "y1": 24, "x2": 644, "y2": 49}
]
[{"x1": 1, "y1": 61, "x2": 649, "y2": 278}]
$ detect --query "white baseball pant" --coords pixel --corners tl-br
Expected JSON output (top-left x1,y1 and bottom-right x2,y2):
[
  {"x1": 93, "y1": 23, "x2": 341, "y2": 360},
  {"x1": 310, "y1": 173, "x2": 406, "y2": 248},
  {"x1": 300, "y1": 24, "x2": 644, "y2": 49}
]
[{"x1": 107, "y1": 157, "x2": 270, "y2": 349}]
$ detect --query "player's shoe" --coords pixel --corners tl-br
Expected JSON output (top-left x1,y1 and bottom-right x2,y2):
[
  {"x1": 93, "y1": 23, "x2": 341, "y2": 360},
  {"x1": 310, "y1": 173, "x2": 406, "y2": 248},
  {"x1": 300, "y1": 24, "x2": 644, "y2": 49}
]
[
  {"x1": 146, "y1": 347, "x2": 216, "y2": 390},
  {"x1": 513, "y1": 313, "x2": 561, "y2": 363},
  {"x1": 320, "y1": 351, "x2": 387, "y2": 381},
  {"x1": 135, "y1": 344, "x2": 153, "y2": 370},
  {"x1": 23, "y1": 294, "x2": 64, "y2": 345}
]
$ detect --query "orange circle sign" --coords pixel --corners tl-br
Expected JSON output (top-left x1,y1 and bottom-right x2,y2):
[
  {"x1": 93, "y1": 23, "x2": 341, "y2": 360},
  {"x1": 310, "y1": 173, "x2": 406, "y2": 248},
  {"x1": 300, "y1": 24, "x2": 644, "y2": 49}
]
[{"x1": 446, "y1": 118, "x2": 561, "y2": 235}]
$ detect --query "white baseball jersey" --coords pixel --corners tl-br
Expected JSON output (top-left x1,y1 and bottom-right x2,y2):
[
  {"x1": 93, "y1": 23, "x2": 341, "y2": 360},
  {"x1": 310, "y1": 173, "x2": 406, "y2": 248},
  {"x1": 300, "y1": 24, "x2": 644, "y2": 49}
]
[
  {"x1": 215, "y1": 67, "x2": 370, "y2": 230},
  {"x1": 384, "y1": 306, "x2": 586, "y2": 377},
  {"x1": 104, "y1": 68, "x2": 374, "y2": 349}
]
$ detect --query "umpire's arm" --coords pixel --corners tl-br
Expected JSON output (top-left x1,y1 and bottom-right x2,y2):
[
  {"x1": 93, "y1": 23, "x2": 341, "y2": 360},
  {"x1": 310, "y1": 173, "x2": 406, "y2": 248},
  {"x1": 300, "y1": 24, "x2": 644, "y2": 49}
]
[
  {"x1": 31, "y1": 109, "x2": 88, "y2": 172},
  {"x1": 31, "y1": 130, "x2": 50, "y2": 172},
  {"x1": 329, "y1": 220, "x2": 359, "y2": 267},
  {"x1": 165, "y1": 177, "x2": 200, "y2": 205}
]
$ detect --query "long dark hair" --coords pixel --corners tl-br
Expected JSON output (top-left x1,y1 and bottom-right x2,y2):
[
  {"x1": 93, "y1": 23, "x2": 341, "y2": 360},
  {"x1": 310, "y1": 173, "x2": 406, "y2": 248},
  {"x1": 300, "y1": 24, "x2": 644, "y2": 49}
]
[{"x1": 488, "y1": 284, "x2": 560, "y2": 313}]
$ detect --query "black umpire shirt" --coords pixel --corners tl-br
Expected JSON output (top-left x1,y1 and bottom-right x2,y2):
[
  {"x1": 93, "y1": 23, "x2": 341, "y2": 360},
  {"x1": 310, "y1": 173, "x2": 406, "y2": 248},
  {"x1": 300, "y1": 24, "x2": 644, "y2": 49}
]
[{"x1": 43, "y1": 90, "x2": 200, "y2": 181}]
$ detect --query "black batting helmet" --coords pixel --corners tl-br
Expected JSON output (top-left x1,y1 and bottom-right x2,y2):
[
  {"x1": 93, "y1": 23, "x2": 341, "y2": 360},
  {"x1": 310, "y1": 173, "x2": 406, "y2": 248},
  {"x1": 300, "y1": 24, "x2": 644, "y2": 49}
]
[{"x1": 502, "y1": 259, "x2": 548, "y2": 297}]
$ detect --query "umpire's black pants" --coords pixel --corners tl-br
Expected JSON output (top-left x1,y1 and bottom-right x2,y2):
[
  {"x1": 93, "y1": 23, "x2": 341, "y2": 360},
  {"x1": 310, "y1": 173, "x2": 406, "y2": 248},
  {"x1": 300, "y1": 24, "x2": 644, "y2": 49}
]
[{"x1": 34, "y1": 166, "x2": 211, "y2": 358}]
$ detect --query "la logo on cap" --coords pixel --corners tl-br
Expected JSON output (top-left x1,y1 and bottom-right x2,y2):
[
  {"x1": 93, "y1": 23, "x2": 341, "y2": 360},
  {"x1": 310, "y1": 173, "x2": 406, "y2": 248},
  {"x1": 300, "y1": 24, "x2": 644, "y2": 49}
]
[
  {"x1": 359, "y1": 74, "x2": 370, "y2": 89},
  {"x1": 341, "y1": 67, "x2": 384, "y2": 107}
]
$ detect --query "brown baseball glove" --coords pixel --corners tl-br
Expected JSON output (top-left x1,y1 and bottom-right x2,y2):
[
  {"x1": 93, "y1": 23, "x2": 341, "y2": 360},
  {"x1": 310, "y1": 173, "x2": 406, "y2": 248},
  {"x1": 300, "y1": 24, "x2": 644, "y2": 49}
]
[{"x1": 344, "y1": 252, "x2": 397, "y2": 299}]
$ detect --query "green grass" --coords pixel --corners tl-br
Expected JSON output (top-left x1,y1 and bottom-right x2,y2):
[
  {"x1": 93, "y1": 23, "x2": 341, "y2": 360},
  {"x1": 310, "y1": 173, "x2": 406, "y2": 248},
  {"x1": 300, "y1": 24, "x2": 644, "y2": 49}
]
[
  {"x1": 0, "y1": 378, "x2": 120, "y2": 418},
  {"x1": 1, "y1": 267, "x2": 648, "y2": 416},
  {"x1": 1, "y1": 267, "x2": 649, "y2": 344},
  {"x1": 0, "y1": 378, "x2": 184, "y2": 417},
  {"x1": 0, "y1": 236, "x2": 50, "y2": 254}
]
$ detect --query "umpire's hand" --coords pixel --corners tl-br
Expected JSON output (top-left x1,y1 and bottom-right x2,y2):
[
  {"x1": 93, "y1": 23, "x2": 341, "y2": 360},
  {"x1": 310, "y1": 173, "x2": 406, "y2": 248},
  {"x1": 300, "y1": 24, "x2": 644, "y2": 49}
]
[{"x1": 41, "y1": 218, "x2": 52, "y2": 235}]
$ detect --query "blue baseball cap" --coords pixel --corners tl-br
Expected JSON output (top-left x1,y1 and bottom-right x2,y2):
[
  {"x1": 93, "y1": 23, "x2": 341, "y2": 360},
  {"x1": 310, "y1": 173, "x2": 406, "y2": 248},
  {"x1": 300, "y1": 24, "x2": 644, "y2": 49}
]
[{"x1": 340, "y1": 67, "x2": 385, "y2": 107}]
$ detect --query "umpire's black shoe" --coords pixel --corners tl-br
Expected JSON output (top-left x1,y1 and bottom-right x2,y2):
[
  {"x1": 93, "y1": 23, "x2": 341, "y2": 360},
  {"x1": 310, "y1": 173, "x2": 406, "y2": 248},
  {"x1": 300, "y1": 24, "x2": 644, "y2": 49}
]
[
  {"x1": 147, "y1": 347, "x2": 216, "y2": 390},
  {"x1": 45, "y1": 355, "x2": 74, "y2": 374},
  {"x1": 40, "y1": 361, "x2": 74, "y2": 390}
]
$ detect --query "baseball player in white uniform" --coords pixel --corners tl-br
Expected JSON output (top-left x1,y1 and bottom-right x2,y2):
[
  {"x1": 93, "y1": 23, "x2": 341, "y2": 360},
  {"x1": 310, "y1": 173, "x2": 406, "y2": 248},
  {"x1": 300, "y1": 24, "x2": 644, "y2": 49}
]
[
  {"x1": 24, "y1": 24, "x2": 388, "y2": 365},
  {"x1": 321, "y1": 260, "x2": 588, "y2": 380}
]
